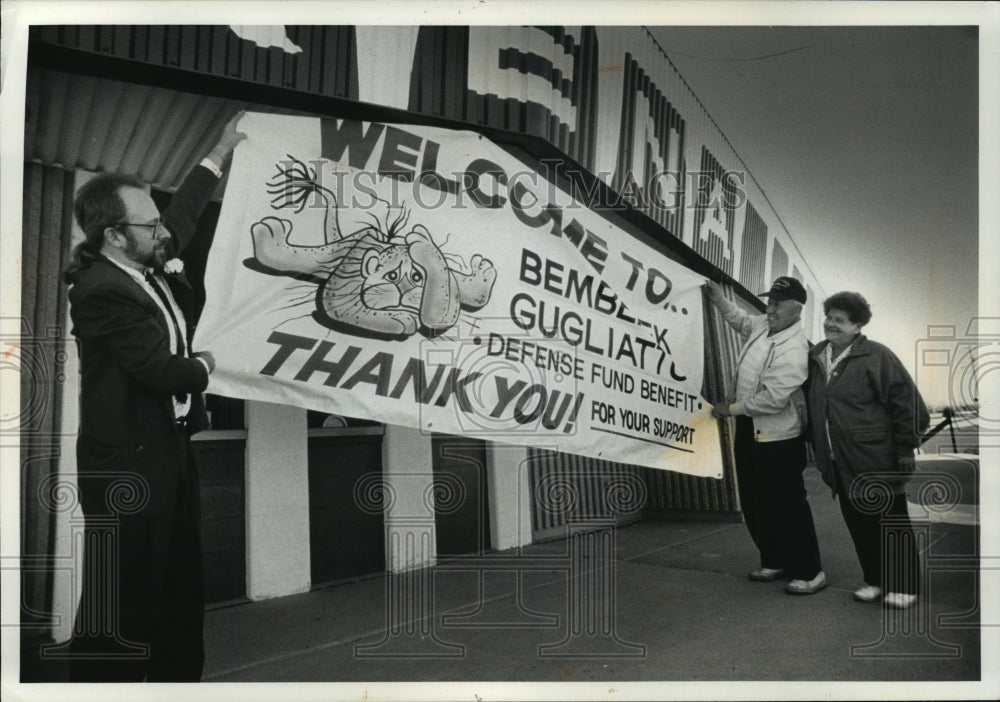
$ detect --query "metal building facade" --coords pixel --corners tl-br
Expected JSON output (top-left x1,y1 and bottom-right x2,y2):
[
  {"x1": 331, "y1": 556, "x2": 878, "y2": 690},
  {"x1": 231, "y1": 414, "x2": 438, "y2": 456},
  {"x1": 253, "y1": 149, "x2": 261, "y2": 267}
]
[
  {"x1": 21, "y1": 24, "x2": 826, "y2": 627},
  {"x1": 27, "y1": 24, "x2": 824, "y2": 316}
]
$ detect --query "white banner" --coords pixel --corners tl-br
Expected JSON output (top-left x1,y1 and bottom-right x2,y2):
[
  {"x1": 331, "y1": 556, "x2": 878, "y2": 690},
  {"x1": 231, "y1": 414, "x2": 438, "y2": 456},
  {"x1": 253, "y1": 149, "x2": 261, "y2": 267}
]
[{"x1": 195, "y1": 112, "x2": 722, "y2": 477}]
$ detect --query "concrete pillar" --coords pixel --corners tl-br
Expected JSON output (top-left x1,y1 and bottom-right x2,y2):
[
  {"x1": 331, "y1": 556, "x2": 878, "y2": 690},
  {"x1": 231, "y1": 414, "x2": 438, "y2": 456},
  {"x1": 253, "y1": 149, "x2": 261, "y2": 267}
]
[
  {"x1": 245, "y1": 401, "x2": 310, "y2": 599},
  {"x1": 358, "y1": 426, "x2": 458, "y2": 658},
  {"x1": 485, "y1": 443, "x2": 534, "y2": 551},
  {"x1": 381, "y1": 425, "x2": 435, "y2": 572}
]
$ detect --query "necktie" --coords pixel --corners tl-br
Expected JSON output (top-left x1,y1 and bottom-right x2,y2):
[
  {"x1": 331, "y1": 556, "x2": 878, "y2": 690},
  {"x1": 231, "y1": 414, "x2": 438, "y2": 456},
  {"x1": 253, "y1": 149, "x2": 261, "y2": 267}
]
[{"x1": 145, "y1": 271, "x2": 188, "y2": 403}]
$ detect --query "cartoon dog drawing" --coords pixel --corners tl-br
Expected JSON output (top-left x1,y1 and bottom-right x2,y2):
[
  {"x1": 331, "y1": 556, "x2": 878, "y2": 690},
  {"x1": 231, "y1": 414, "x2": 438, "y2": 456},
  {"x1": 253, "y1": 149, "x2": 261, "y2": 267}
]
[{"x1": 244, "y1": 156, "x2": 497, "y2": 338}]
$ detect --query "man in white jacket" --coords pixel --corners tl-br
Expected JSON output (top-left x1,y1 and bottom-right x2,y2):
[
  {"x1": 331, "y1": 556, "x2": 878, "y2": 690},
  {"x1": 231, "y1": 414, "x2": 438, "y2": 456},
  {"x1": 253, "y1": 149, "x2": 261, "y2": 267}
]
[{"x1": 704, "y1": 276, "x2": 826, "y2": 595}]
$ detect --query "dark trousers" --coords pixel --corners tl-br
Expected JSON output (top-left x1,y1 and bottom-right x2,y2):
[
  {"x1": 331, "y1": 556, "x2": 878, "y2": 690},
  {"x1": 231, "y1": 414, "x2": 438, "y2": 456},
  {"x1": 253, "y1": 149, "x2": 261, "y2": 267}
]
[
  {"x1": 835, "y1": 470, "x2": 920, "y2": 595},
  {"x1": 69, "y1": 439, "x2": 205, "y2": 682},
  {"x1": 734, "y1": 417, "x2": 822, "y2": 579}
]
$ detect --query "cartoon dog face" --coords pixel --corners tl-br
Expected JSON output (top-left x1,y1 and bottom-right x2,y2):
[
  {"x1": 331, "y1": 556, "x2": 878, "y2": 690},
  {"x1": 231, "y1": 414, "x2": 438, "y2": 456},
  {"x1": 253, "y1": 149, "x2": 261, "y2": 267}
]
[
  {"x1": 246, "y1": 156, "x2": 497, "y2": 339},
  {"x1": 360, "y1": 242, "x2": 425, "y2": 311}
]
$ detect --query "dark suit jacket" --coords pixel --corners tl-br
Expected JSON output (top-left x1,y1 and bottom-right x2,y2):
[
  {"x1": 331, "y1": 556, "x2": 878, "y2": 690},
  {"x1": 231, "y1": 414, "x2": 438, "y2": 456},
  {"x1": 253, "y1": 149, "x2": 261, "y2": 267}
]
[{"x1": 68, "y1": 165, "x2": 220, "y2": 515}]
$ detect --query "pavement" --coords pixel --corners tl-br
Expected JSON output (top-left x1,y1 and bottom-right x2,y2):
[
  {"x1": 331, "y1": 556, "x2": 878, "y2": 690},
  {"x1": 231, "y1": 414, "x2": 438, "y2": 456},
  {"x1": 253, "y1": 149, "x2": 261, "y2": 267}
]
[{"x1": 199, "y1": 462, "x2": 984, "y2": 691}]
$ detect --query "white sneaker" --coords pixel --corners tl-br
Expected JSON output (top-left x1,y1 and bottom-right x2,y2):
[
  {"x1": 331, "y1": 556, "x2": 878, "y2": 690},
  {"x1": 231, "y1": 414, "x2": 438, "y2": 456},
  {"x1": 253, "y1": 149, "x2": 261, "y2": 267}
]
[
  {"x1": 748, "y1": 567, "x2": 785, "y2": 582},
  {"x1": 884, "y1": 592, "x2": 918, "y2": 609},
  {"x1": 853, "y1": 584, "x2": 882, "y2": 602},
  {"x1": 785, "y1": 571, "x2": 828, "y2": 595}
]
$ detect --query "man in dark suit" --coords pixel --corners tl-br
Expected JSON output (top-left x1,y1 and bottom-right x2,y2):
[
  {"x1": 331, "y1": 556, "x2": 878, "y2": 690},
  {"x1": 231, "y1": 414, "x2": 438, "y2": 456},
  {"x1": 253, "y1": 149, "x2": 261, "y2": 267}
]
[{"x1": 62, "y1": 112, "x2": 245, "y2": 681}]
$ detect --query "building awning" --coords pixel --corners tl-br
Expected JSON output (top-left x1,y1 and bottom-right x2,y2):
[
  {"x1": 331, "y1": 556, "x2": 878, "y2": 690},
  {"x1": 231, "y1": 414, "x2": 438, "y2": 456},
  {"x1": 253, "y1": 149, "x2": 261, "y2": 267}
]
[{"x1": 24, "y1": 65, "x2": 313, "y2": 195}]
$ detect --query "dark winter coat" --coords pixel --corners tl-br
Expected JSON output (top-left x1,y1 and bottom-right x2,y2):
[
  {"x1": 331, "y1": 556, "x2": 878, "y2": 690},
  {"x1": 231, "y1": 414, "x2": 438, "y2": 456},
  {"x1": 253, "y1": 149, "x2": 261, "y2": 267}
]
[{"x1": 805, "y1": 335, "x2": 930, "y2": 496}]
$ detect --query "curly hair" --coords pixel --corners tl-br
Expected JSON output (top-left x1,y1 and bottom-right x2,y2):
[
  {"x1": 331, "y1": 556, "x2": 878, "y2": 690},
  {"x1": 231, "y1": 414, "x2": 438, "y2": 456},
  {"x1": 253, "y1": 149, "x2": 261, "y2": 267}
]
[
  {"x1": 62, "y1": 172, "x2": 146, "y2": 284},
  {"x1": 823, "y1": 291, "x2": 872, "y2": 326}
]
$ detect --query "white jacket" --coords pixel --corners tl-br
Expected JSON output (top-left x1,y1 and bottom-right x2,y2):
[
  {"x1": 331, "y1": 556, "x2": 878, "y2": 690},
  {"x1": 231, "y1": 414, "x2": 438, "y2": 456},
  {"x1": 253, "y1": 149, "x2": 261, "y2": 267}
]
[{"x1": 716, "y1": 297, "x2": 809, "y2": 442}]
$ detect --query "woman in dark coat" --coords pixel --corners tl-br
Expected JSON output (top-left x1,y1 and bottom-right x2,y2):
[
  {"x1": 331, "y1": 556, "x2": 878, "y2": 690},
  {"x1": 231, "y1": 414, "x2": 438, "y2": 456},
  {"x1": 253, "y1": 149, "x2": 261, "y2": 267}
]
[{"x1": 805, "y1": 292, "x2": 929, "y2": 609}]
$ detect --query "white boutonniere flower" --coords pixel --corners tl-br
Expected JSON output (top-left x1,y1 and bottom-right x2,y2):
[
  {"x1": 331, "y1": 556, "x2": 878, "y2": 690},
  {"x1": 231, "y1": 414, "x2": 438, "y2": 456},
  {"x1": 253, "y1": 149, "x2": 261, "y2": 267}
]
[{"x1": 163, "y1": 258, "x2": 184, "y2": 275}]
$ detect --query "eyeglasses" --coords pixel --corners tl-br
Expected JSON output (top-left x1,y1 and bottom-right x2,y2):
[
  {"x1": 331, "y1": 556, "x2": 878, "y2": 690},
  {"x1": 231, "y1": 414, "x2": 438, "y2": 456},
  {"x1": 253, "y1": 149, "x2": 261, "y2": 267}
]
[{"x1": 117, "y1": 220, "x2": 164, "y2": 237}]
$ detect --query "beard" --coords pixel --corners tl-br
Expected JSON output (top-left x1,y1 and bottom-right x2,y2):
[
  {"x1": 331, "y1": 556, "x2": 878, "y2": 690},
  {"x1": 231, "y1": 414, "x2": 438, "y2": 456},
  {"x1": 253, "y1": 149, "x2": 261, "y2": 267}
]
[{"x1": 123, "y1": 232, "x2": 167, "y2": 270}]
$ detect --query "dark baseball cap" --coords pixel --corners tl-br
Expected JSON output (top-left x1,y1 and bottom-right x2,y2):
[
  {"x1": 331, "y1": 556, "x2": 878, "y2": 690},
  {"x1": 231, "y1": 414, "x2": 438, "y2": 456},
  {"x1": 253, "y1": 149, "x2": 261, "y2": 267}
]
[{"x1": 761, "y1": 276, "x2": 807, "y2": 304}]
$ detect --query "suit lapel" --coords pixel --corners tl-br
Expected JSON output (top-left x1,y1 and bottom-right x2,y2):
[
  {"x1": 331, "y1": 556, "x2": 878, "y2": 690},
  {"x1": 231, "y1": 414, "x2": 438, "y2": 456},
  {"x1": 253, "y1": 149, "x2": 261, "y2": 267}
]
[
  {"x1": 95, "y1": 256, "x2": 197, "y2": 345},
  {"x1": 167, "y1": 270, "x2": 193, "y2": 291},
  {"x1": 95, "y1": 257, "x2": 169, "y2": 323},
  {"x1": 164, "y1": 273, "x2": 196, "y2": 328},
  {"x1": 92, "y1": 257, "x2": 178, "y2": 418}
]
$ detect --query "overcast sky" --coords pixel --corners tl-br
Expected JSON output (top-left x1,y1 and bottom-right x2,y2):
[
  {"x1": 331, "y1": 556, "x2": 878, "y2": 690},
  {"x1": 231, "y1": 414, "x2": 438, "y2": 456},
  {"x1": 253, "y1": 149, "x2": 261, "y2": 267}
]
[{"x1": 648, "y1": 25, "x2": 980, "y2": 406}]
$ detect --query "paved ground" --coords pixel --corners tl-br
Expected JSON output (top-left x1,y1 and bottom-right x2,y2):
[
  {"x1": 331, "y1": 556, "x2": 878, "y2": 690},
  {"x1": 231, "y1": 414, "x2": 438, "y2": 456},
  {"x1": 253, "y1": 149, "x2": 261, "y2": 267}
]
[{"x1": 200, "y1": 465, "x2": 985, "y2": 694}]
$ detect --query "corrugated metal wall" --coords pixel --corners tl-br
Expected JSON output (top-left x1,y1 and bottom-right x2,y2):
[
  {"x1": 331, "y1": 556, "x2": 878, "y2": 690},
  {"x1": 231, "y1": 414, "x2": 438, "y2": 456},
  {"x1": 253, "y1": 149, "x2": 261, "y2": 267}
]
[
  {"x1": 529, "y1": 447, "x2": 646, "y2": 540},
  {"x1": 24, "y1": 66, "x2": 249, "y2": 192},
  {"x1": 23, "y1": 65, "x2": 348, "y2": 198},
  {"x1": 528, "y1": 285, "x2": 746, "y2": 534},
  {"x1": 738, "y1": 203, "x2": 768, "y2": 297},
  {"x1": 20, "y1": 163, "x2": 76, "y2": 634},
  {"x1": 32, "y1": 25, "x2": 359, "y2": 99},
  {"x1": 771, "y1": 239, "x2": 789, "y2": 279}
]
